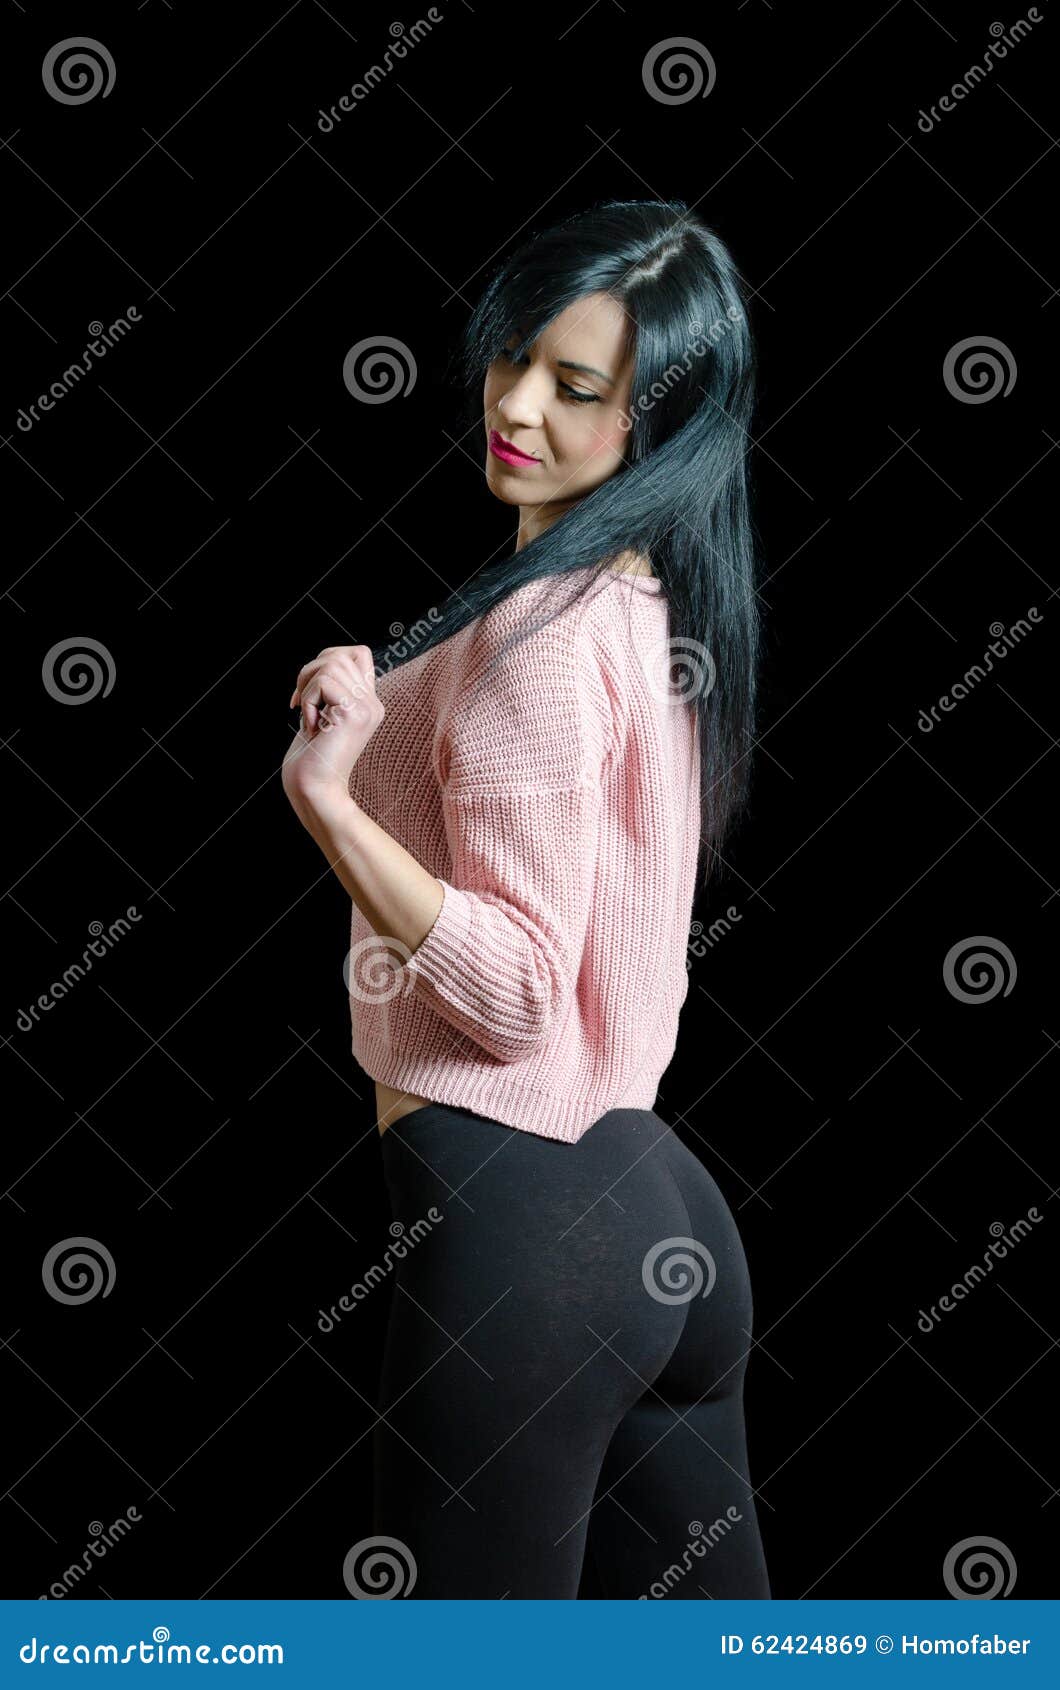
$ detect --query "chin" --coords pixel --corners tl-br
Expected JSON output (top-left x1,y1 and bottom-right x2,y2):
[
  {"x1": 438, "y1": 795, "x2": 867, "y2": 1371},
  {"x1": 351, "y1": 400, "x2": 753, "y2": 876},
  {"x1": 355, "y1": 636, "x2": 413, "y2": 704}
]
[{"x1": 484, "y1": 459, "x2": 531, "y2": 504}]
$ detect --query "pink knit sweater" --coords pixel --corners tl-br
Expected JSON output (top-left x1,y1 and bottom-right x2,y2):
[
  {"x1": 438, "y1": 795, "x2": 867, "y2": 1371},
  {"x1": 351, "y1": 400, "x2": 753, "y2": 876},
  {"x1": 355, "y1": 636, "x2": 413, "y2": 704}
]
[{"x1": 346, "y1": 564, "x2": 701, "y2": 1143}]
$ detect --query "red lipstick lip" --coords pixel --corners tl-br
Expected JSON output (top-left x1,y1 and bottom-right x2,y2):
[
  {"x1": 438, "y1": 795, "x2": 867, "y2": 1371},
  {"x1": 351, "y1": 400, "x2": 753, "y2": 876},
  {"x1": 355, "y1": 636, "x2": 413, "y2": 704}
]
[{"x1": 489, "y1": 428, "x2": 540, "y2": 465}]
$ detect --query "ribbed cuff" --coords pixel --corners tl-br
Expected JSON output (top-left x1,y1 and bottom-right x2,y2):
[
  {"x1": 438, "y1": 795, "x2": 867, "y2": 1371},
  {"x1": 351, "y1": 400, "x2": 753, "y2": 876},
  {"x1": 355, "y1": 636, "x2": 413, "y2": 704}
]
[{"x1": 402, "y1": 876, "x2": 475, "y2": 991}]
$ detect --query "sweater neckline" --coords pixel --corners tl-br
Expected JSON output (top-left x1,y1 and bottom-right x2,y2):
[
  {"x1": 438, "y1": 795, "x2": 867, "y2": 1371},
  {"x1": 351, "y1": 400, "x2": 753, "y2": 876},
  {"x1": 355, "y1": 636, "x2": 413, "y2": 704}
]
[{"x1": 600, "y1": 566, "x2": 663, "y2": 593}]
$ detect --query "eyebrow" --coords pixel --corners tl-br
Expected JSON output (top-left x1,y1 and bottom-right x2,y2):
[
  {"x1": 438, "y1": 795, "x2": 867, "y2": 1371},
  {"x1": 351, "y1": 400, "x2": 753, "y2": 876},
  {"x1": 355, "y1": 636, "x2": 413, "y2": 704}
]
[
  {"x1": 505, "y1": 333, "x2": 616, "y2": 387},
  {"x1": 556, "y1": 359, "x2": 615, "y2": 386}
]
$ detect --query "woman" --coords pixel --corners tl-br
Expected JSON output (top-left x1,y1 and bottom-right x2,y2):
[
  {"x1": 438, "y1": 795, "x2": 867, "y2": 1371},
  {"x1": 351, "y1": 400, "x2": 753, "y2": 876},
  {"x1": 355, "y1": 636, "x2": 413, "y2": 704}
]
[{"x1": 281, "y1": 199, "x2": 771, "y2": 1599}]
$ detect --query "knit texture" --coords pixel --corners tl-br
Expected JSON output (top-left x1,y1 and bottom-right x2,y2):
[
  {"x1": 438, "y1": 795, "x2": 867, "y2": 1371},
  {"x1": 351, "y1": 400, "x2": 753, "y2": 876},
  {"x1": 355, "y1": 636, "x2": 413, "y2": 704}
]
[{"x1": 346, "y1": 565, "x2": 702, "y2": 1143}]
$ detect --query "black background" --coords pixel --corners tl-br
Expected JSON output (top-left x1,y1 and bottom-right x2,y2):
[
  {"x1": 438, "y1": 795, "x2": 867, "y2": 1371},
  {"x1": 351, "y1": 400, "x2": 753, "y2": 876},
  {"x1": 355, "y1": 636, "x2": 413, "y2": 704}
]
[{"x1": 2, "y1": 1, "x2": 1056, "y2": 1601}]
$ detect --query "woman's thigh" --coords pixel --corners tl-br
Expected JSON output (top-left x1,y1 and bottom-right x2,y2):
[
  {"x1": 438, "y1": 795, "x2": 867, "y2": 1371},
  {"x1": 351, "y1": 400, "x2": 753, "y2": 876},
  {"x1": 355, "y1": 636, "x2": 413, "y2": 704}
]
[
  {"x1": 370, "y1": 1103, "x2": 695, "y2": 1598},
  {"x1": 583, "y1": 1125, "x2": 771, "y2": 1598}
]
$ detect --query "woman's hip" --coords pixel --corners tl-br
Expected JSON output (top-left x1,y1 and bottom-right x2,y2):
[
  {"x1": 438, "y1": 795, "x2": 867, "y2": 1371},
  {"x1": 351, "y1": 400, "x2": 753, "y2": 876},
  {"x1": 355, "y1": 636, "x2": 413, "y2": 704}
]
[
  {"x1": 376, "y1": 1100, "x2": 747, "y2": 1292},
  {"x1": 377, "y1": 1100, "x2": 678, "y2": 1204}
]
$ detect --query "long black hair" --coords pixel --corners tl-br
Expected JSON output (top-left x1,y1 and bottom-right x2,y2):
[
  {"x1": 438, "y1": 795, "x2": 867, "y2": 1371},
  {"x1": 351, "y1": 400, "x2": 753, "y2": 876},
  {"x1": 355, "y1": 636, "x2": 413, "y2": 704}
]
[{"x1": 377, "y1": 198, "x2": 761, "y2": 889}]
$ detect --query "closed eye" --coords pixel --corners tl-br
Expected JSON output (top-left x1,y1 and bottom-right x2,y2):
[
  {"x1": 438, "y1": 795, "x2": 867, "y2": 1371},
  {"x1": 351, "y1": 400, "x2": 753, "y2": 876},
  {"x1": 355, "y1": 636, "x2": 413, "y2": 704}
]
[{"x1": 500, "y1": 347, "x2": 601, "y2": 404}]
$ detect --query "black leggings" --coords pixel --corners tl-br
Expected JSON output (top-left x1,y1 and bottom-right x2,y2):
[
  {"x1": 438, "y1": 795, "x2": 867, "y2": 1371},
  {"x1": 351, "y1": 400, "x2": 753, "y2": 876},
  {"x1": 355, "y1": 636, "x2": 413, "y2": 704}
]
[{"x1": 369, "y1": 1102, "x2": 771, "y2": 1599}]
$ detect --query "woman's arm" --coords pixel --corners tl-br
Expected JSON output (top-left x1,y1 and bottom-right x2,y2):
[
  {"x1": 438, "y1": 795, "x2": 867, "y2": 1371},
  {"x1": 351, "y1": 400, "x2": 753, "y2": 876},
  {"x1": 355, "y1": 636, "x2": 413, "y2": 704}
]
[
  {"x1": 282, "y1": 640, "x2": 445, "y2": 967},
  {"x1": 282, "y1": 599, "x2": 615, "y2": 1062},
  {"x1": 301, "y1": 791, "x2": 444, "y2": 970}
]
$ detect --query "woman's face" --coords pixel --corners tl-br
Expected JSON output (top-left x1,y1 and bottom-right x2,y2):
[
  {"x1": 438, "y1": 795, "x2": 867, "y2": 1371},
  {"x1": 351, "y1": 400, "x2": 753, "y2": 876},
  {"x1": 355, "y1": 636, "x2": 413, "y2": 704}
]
[{"x1": 483, "y1": 292, "x2": 635, "y2": 527}]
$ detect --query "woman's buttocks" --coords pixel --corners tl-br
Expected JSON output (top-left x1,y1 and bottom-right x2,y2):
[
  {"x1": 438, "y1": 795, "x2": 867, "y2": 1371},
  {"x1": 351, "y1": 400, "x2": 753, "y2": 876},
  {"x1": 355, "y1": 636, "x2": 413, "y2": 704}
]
[
  {"x1": 378, "y1": 1104, "x2": 736, "y2": 1254},
  {"x1": 377, "y1": 1103, "x2": 693, "y2": 1385},
  {"x1": 377, "y1": 1105, "x2": 695, "y2": 1288}
]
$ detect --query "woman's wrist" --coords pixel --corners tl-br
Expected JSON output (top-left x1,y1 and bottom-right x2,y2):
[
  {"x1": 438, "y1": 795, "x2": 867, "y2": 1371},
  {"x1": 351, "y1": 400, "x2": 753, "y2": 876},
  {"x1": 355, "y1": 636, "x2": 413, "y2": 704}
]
[{"x1": 298, "y1": 785, "x2": 366, "y2": 855}]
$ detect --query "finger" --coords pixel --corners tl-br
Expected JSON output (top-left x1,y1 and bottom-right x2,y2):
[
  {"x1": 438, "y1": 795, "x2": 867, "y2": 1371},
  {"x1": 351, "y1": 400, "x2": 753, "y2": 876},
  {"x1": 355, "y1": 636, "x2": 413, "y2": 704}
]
[
  {"x1": 346, "y1": 645, "x2": 378, "y2": 690},
  {"x1": 291, "y1": 663, "x2": 315, "y2": 711},
  {"x1": 293, "y1": 701, "x2": 320, "y2": 740},
  {"x1": 321, "y1": 670, "x2": 384, "y2": 740},
  {"x1": 290, "y1": 647, "x2": 342, "y2": 707},
  {"x1": 303, "y1": 669, "x2": 361, "y2": 727},
  {"x1": 296, "y1": 661, "x2": 345, "y2": 728},
  {"x1": 307, "y1": 659, "x2": 371, "y2": 714},
  {"x1": 319, "y1": 695, "x2": 384, "y2": 746},
  {"x1": 318, "y1": 692, "x2": 374, "y2": 736},
  {"x1": 290, "y1": 645, "x2": 374, "y2": 709},
  {"x1": 291, "y1": 658, "x2": 317, "y2": 702}
]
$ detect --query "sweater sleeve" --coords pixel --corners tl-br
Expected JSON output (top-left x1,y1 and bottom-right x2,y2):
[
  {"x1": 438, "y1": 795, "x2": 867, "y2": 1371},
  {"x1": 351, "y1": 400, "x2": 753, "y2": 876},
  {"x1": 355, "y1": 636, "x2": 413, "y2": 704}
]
[{"x1": 395, "y1": 593, "x2": 615, "y2": 1064}]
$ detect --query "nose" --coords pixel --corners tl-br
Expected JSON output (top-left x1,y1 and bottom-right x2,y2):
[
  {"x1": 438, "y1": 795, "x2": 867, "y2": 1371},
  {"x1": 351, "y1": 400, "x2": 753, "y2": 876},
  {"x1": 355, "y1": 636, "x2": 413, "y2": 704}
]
[{"x1": 498, "y1": 364, "x2": 546, "y2": 431}]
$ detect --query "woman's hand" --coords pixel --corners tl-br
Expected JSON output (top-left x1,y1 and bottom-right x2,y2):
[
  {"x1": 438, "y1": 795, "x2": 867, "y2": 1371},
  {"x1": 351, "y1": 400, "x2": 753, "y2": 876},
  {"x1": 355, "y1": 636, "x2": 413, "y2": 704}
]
[{"x1": 282, "y1": 644, "x2": 384, "y2": 824}]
